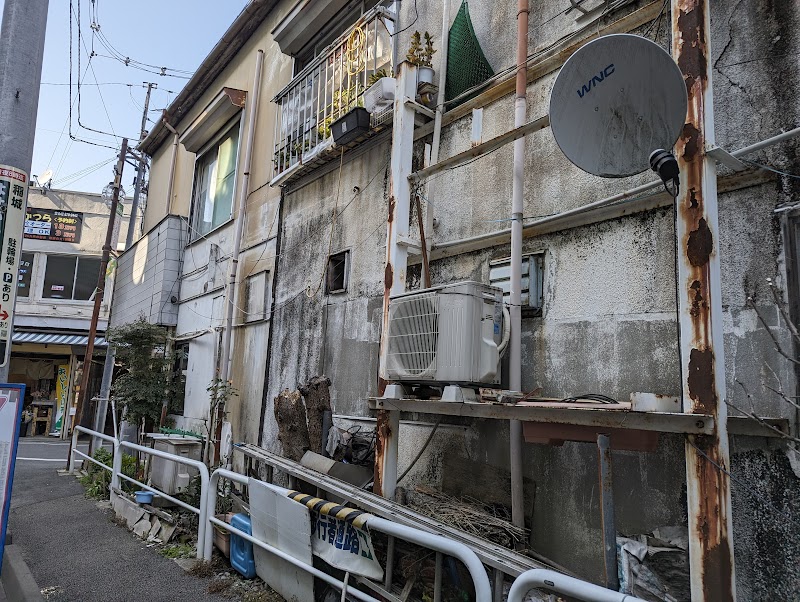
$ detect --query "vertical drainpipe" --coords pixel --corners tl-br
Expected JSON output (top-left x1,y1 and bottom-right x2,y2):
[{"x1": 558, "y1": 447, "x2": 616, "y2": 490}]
[
  {"x1": 424, "y1": 0, "x2": 451, "y2": 282},
  {"x1": 671, "y1": 1, "x2": 736, "y2": 600},
  {"x1": 509, "y1": 0, "x2": 529, "y2": 531},
  {"x1": 216, "y1": 49, "x2": 265, "y2": 462}
]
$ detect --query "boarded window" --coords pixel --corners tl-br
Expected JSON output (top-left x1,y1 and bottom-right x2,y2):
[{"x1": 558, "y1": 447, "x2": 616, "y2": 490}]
[
  {"x1": 489, "y1": 253, "x2": 544, "y2": 314},
  {"x1": 243, "y1": 271, "x2": 270, "y2": 323},
  {"x1": 326, "y1": 251, "x2": 349, "y2": 294}
]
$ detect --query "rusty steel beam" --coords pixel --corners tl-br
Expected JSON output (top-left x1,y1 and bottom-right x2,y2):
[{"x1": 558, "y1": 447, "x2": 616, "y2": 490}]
[
  {"x1": 597, "y1": 434, "x2": 619, "y2": 591},
  {"x1": 672, "y1": 1, "x2": 736, "y2": 600},
  {"x1": 369, "y1": 398, "x2": 716, "y2": 435}
]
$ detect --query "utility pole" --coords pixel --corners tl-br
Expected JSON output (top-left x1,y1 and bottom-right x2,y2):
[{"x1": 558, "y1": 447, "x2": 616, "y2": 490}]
[
  {"x1": 125, "y1": 82, "x2": 155, "y2": 250},
  {"x1": 68, "y1": 138, "x2": 127, "y2": 465},
  {"x1": 0, "y1": 0, "x2": 49, "y2": 382},
  {"x1": 92, "y1": 83, "x2": 155, "y2": 448}
]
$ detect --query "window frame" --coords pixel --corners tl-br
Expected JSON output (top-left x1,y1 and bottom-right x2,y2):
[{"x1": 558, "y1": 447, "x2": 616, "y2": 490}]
[
  {"x1": 40, "y1": 254, "x2": 103, "y2": 302},
  {"x1": 17, "y1": 252, "x2": 35, "y2": 299},
  {"x1": 325, "y1": 250, "x2": 350, "y2": 295},
  {"x1": 188, "y1": 114, "x2": 244, "y2": 241}
]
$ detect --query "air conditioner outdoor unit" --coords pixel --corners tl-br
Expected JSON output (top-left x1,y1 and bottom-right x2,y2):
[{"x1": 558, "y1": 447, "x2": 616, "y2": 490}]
[{"x1": 385, "y1": 281, "x2": 506, "y2": 387}]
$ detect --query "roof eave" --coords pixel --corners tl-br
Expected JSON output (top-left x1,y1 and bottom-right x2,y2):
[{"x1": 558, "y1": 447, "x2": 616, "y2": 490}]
[{"x1": 139, "y1": 0, "x2": 279, "y2": 156}]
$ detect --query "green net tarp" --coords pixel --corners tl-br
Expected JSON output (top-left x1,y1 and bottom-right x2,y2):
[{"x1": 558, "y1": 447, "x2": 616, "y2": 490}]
[{"x1": 445, "y1": 0, "x2": 495, "y2": 107}]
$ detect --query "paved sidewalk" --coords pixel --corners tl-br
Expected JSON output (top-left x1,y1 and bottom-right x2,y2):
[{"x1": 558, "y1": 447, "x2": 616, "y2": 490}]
[{"x1": 9, "y1": 437, "x2": 225, "y2": 602}]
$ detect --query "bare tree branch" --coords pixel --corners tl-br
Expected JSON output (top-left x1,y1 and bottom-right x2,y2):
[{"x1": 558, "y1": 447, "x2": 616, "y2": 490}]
[
  {"x1": 748, "y1": 296, "x2": 800, "y2": 367},
  {"x1": 727, "y1": 393, "x2": 800, "y2": 444},
  {"x1": 767, "y1": 278, "x2": 800, "y2": 342}
]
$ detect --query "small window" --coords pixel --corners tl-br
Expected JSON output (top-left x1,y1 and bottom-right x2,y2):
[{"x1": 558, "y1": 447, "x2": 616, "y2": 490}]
[
  {"x1": 489, "y1": 253, "x2": 544, "y2": 315},
  {"x1": 17, "y1": 253, "x2": 34, "y2": 298},
  {"x1": 190, "y1": 120, "x2": 241, "y2": 239},
  {"x1": 326, "y1": 251, "x2": 349, "y2": 294},
  {"x1": 42, "y1": 255, "x2": 102, "y2": 300},
  {"x1": 243, "y1": 271, "x2": 270, "y2": 323}
]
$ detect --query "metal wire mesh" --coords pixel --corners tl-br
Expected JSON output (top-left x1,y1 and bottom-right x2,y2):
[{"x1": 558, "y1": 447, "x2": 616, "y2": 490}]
[{"x1": 445, "y1": 0, "x2": 495, "y2": 106}]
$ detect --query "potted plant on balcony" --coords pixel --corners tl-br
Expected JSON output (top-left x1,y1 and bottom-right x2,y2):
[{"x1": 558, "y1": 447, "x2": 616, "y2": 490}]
[
  {"x1": 407, "y1": 31, "x2": 436, "y2": 85},
  {"x1": 364, "y1": 67, "x2": 395, "y2": 113}
]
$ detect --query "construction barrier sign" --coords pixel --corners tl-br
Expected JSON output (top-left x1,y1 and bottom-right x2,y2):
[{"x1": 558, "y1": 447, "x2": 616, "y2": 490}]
[{"x1": 0, "y1": 166, "x2": 29, "y2": 367}]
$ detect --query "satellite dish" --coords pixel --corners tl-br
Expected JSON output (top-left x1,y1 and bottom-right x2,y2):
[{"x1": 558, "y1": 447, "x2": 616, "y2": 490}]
[
  {"x1": 549, "y1": 34, "x2": 687, "y2": 178},
  {"x1": 40, "y1": 169, "x2": 53, "y2": 185}
]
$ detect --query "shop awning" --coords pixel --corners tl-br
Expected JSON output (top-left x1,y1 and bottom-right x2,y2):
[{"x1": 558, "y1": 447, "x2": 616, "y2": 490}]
[{"x1": 12, "y1": 331, "x2": 107, "y2": 347}]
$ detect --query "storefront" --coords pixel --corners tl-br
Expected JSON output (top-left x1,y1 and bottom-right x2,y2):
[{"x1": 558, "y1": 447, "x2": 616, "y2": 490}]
[{"x1": 10, "y1": 332, "x2": 106, "y2": 437}]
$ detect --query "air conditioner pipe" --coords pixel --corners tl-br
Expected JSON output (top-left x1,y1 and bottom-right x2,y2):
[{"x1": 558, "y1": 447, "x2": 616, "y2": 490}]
[
  {"x1": 498, "y1": 304, "x2": 511, "y2": 357},
  {"x1": 162, "y1": 115, "x2": 180, "y2": 215}
]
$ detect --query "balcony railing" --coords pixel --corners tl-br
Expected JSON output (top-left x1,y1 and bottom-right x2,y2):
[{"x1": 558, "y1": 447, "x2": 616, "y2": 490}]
[{"x1": 271, "y1": 7, "x2": 395, "y2": 184}]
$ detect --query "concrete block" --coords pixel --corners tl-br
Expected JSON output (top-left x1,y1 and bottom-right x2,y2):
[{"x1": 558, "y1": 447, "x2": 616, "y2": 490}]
[
  {"x1": 114, "y1": 494, "x2": 146, "y2": 530},
  {"x1": 132, "y1": 517, "x2": 152, "y2": 539},
  {"x1": 158, "y1": 522, "x2": 177, "y2": 543},
  {"x1": 148, "y1": 518, "x2": 162, "y2": 541},
  {"x1": 173, "y1": 558, "x2": 196, "y2": 573},
  {"x1": 1, "y1": 545, "x2": 44, "y2": 601}
]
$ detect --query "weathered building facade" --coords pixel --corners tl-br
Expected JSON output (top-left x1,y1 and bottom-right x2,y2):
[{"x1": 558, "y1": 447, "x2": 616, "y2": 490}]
[{"x1": 112, "y1": 0, "x2": 800, "y2": 597}]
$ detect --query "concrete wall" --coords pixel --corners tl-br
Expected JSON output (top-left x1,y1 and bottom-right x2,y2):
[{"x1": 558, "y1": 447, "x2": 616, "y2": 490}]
[{"x1": 17, "y1": 188, "x2": 132, "y2": 331}]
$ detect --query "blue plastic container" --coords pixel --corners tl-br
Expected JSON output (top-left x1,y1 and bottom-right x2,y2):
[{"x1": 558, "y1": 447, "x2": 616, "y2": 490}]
[
  {"x1": 135, "y1": 491, "x2": 154, "y2": 504},
  {"x1": 229, "y1": 513, "x2": 256, "y2": 578}
]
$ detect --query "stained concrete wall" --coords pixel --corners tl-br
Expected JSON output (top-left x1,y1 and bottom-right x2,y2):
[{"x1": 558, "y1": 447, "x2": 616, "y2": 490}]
[{"x1": 260, "y1": 0, "x2": 800, "y2": 595}]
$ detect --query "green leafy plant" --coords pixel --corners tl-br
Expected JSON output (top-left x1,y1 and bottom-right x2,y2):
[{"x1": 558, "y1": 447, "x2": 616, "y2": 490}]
[
  {"x1": 406, "y1": 31, "x2": 435, "y2": 68},
  {"x1": 109, "y1": 317, "x2": 184, "y2": 432},
  {"x1": 79, "y1": 448, "x2": 137, "y2": 499},
  {"x1": 158, "y1": 543, "x2": 196, "y2": 559},
  {"x1": 367, "y1": 68, "x2": 391, "y2": 87}
]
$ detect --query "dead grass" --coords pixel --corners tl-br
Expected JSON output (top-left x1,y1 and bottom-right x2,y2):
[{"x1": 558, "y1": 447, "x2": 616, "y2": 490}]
[{"x1": 208, "y1": 577, "x2": 234, "y2": 594}]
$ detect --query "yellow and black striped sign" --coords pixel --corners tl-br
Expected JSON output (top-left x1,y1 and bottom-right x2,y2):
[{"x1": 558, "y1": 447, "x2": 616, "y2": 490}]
[{"x1": 287, "y1": 490, "x2": 370, "y2": 529}]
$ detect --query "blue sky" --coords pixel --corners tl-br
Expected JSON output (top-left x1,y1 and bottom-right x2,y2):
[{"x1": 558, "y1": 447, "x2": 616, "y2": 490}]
[{"x1": 5, "y1": 0, "x2": 250, "y2": 194}]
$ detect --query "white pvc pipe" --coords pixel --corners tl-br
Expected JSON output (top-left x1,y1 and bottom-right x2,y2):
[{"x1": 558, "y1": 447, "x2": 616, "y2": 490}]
[
  {"x1": 366, "y1": 516, "x2": 493, "y2": 601},
  {"x1": 508, "y1": 569, "x2": 647, "y2": 602},
  {"x1": 70, "y1": 425, "x2": 119, "y2": 489}
]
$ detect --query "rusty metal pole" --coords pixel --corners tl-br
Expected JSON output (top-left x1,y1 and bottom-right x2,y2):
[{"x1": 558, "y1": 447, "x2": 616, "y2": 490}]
[
  {"x1": 509, "y1": 0, "x2": 530, "y2": 531},
  {"x1": 66, "y1": 138, "x2": 128, "y2": 467},
  {"x1": 375, "y1": 62, "x2": 417, "y2": 499},
  {"x1": 671, "y1": 1, "x2": 736, "y2": 600},
  {"x1": 597, "y1": 434, "x2": 619, "y2": 591}
]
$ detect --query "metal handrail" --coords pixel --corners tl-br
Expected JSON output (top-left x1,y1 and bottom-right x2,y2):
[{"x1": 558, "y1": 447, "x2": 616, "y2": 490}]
[
  {"x1": 68, "y1": 425, "x2": 119, "y2": 489},
  {"x1": 205, "y1": 469, "x2": 491, "y2": 601},
  {"x1": 508, "y1": 569, "x2": 648, "y2": 602},
  {"x1": 114, "y1": 440, "x2": 209, "y2": 559}
]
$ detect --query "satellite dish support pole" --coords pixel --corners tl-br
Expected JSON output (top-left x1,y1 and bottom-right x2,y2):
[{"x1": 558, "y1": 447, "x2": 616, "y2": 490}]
[
  {"x1": 509, "y1": 0, "x2": 529, "y2": 532},
  {"x1": 672, "y1": 1, "x2": 736, "y2": 599}
]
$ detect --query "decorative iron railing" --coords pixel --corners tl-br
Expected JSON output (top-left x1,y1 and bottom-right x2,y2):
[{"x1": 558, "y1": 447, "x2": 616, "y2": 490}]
[{"x1": 271, "y1": 7, "x2": 395, "y2": 181}]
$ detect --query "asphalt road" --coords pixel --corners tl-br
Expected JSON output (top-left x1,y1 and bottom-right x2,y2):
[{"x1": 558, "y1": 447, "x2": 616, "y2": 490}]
[{"x1": 8, "y1": 437, "x2": 225, "y2": 602}]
